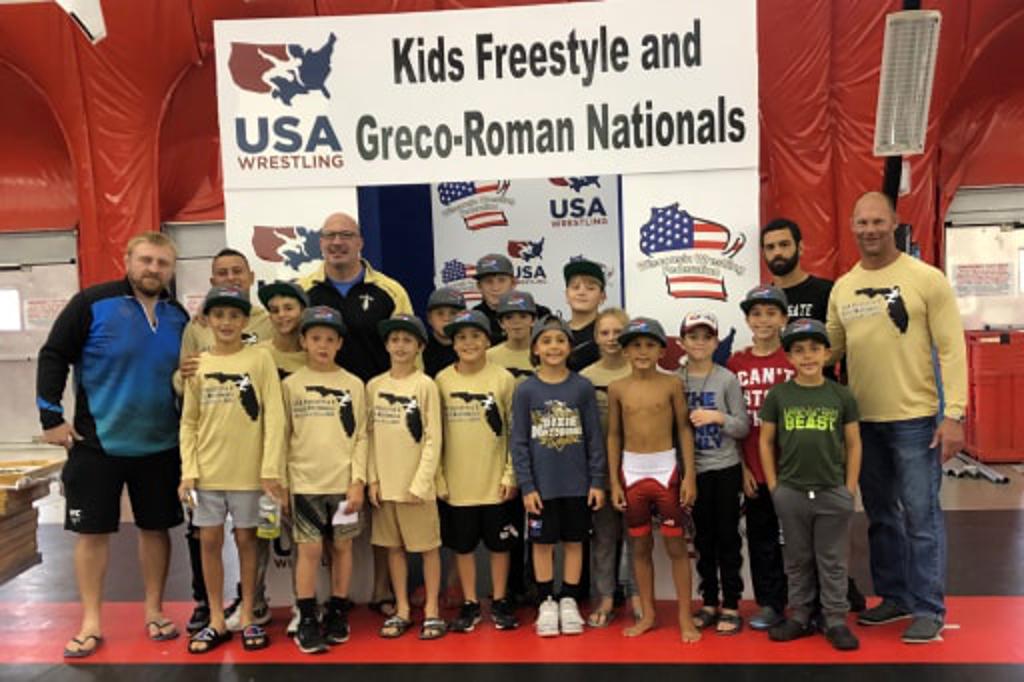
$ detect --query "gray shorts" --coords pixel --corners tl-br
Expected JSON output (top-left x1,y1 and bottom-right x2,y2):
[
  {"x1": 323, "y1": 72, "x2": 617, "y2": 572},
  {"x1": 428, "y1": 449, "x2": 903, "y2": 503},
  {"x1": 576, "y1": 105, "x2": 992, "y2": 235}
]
[
  {"x1": 292, "y1": 493, "x2": 363, "y2": 544},
  {"x1": 193, "y1": 490, "x2": 262, "y2": 528}
]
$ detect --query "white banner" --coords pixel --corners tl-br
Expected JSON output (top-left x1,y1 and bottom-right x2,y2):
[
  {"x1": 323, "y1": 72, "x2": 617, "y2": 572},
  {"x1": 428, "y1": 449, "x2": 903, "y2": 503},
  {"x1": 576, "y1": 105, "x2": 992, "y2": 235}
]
[
  {"x1": 622, "y1": 170, "x2": 760, "y2": 351},
  {"x1": 431, "y1": 175, "x2": 622, "y2": 315},
  {"x1": 224, "y1": 186, "x2": 358, "y2": 288},
  {"x1": 214, "y1": 0, "x2": 757, "y2": 188}
]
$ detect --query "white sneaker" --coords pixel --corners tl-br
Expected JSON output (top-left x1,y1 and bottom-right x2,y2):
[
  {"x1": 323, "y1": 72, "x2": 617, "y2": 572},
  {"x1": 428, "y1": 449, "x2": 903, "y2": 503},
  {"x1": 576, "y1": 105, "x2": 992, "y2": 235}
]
[
  {"x1": 225, "y1": 599, "x2": 272, "y2": 632},
  {"x1": 286, "y1": 605, "x2": 301, "y2": 637},
  {"x1": 559, "y1": 597, "x2": 584, "y2": 635},
  {"x1": 535, "y1": 597, "x2": 560, "y2": 637}
]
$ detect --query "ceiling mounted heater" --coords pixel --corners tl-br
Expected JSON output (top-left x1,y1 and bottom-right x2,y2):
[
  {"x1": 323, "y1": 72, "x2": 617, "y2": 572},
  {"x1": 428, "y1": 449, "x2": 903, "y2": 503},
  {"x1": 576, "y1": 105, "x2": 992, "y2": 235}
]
[{"x1": 874, "y1": 10, "x2": 942, "y2": 156}]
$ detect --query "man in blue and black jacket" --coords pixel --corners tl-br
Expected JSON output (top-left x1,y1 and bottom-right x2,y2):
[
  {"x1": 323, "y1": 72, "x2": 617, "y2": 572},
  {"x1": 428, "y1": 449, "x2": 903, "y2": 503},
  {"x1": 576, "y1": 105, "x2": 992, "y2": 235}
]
[{"x1": 37, "y1": 232, "x2": 189, "y2": 657}]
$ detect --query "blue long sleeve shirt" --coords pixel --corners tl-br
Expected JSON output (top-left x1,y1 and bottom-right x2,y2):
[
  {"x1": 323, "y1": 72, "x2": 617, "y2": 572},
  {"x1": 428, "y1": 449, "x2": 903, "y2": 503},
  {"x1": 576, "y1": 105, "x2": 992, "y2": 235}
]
[{"x1": 510, "y1": 372, "x2": 606, "y2": 499}]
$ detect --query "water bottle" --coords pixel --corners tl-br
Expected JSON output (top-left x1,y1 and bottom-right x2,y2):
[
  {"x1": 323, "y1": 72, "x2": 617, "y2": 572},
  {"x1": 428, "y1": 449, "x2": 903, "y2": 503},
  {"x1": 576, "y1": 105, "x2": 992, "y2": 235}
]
[{"x1": 256, "y1": 494, "x2": 281, "y2": 540}]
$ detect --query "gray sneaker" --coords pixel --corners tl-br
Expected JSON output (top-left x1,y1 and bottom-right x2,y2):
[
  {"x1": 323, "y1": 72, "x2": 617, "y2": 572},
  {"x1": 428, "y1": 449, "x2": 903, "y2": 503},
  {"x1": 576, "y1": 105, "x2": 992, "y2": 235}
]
[
  {"x1": 749, "y1": 606, "x2": 784, "y2": 631},
  {"x1": 901, "y1": 616, "x2": 944, "y2": 643},
  {"x1": 857, "y1": 600, "x2": 911, "y2": 626}
]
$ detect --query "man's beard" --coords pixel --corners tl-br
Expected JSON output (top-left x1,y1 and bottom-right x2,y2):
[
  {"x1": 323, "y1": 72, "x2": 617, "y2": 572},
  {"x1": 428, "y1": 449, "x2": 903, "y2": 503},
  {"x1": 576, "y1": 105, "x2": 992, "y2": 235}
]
[
  {"x1": 767, "y1": 253, "x2": 799, "y2": 277},
  {"x1": 129, "y1": 273, "x2": 165, "y2": 296}
]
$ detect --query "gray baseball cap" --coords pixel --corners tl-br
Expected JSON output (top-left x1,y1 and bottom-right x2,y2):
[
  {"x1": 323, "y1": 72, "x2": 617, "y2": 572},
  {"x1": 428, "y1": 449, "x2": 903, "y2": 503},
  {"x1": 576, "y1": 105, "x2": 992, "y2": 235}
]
[
  {"x1": 530, "y1": 315, "x2": 573, "y2": 348},
  {"x1": 444, "y1": 309, "x2": 492, "y2": 338},
  {"x1": 258, "y1": 280, "x2": 308, "y2": 309},
  {"x1": 740, "y1": 284, "x2": 788, "y2": 315},
  {"x1": 378, "y1": 313, "x2": 428, "y2": 345},
  {"x1": 474, "y1": 253, "x2": 514, "y2": 279},
  {"x1": 781, "y1": 318, "x2": 830, "y2": 351},
  {"x1": 496, "y1": 290, "x2": 538, "y2": 317},
  {"x1": 426, "y1": 286, "x2": 466, "y2": 312},
  {"x1": 618, "y1": 317, "x2": 668, "y2": 348},
  {"x1": 202, "y1": 286, "x2": 251, "y2": 315},
  {"x1": 300, "y1": 305, "x2": 346, "y2": 336}
]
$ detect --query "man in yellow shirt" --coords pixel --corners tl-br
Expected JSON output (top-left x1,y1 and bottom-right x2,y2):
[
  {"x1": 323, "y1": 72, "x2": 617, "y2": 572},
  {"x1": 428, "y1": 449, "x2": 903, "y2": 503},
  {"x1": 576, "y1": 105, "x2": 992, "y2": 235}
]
[{"x1": 826, "y1": 191, "x2": 967, "y2": 644}]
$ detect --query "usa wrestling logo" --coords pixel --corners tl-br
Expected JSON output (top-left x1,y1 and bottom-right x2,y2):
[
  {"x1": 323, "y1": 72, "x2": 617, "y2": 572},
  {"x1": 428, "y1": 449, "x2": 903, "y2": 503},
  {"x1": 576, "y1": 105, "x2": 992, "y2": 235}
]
[
  {"x1": 251, "y1": 226, "x2": 322, "y2": 272},
  {"x1": 548, "y1": 176, "x2": 608, "y2": 228}
]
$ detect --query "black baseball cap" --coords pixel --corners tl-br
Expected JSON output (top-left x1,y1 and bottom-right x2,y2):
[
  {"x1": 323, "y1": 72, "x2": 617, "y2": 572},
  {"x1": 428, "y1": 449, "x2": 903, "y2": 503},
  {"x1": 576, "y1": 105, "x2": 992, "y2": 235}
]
[
  {"x1": 258, "y1": 280, "x2": 308, "y2": 309},
  {"x1": 563, "y1": 258, "x2": 606, "y2": 289},
  {"x1": 530, "y1": 315, "x2": 573, "y2": 348},
  {"x1": 378, "y1": 313, "x2": 428, "y2": 345}
]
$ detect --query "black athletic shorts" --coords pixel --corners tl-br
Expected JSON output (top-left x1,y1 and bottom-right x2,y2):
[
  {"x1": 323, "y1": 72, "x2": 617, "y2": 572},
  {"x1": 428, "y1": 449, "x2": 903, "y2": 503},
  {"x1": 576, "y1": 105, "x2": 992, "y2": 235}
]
[
  {"x1": 526, "y1": 496, "x2": 590, "y2": 545},
  {"x1": 61, "y1": 443, "x2": 183, "y2": 534},
  {"x1": 439, "y1": 499, "x2": 519, "y2": 554}
]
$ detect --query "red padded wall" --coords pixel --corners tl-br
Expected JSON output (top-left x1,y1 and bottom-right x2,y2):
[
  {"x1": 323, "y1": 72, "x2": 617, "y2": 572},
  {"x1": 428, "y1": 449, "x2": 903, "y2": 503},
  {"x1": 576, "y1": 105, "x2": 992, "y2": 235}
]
[{"x1": 0, "y1": 0, "x2": 1023, "y2": 285}]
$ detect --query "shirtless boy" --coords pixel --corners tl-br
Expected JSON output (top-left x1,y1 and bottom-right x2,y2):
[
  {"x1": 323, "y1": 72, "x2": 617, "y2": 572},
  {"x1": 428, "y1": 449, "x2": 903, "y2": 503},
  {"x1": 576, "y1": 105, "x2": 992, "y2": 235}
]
[{"x1": 607, "y1": 317, "x2": 699, "y2": 642}]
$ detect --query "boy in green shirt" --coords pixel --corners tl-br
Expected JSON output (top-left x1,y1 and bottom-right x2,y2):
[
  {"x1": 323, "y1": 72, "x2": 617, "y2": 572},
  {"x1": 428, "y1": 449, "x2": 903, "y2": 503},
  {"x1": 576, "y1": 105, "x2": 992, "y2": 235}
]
[{"x1": 759, "y1": 318, "x2": 862, "y2": 651}]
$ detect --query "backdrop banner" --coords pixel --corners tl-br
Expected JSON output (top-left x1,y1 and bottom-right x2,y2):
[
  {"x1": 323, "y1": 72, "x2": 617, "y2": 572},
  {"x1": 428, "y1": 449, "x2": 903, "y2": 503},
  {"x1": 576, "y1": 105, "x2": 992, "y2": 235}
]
[
  {"x1": 214, "y1": 0, "x2": 758, "y2": 189},
  {"x1": 430, "y1": 175, "x2": 622, "y2": 315}
]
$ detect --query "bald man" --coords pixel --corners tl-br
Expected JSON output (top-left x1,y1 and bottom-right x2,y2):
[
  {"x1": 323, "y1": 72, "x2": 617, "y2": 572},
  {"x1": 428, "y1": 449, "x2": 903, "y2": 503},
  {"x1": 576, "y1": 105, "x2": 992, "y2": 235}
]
[
  {"x1": 300, "y1": 212, "x2": 412, "y2": 382},
  {"x1": 826, "y1": 191, "x2": 966, "y2": 644}
]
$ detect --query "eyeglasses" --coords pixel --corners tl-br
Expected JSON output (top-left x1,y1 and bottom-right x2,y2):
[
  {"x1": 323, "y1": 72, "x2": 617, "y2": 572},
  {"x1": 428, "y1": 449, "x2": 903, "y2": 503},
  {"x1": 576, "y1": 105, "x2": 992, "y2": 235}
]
[{"x1": 320, "y1": 231, "x2": 360, "y2": 242}]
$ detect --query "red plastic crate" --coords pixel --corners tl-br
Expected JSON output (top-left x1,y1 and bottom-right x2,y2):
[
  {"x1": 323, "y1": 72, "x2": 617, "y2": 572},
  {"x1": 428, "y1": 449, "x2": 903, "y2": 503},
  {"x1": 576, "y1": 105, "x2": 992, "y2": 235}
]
[{"x1": 964, "y1": 330, "x2": 1024, "y2": 463}]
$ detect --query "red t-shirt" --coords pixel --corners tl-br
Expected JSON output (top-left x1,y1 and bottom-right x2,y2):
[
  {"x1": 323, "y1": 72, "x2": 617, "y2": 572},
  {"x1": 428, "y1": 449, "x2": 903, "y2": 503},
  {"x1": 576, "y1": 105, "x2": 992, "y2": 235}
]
[{"x1": 726, "y1": 347, "x2": 795, "y2": 484}]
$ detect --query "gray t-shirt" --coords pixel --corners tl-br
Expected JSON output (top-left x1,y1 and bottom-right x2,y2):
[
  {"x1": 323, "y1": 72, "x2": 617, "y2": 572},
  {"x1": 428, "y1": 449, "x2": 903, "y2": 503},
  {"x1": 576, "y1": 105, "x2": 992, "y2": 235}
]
[{"x1": 678, "y1": 364, "x2": 750, "y2": 473}]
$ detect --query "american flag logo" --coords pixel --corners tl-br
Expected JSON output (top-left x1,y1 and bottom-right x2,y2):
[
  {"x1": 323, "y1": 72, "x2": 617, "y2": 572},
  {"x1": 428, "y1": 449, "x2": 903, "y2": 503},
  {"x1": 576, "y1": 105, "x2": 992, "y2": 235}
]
[
  {"x1": 440, "y1": 260, "x2": 481, "y2": 302},
  {"x1": 437, "y1": 180, "x2": 511, "y2": 231},
  {"x1": 639, "y1": 203, "x2": 745, "y2": 301}
]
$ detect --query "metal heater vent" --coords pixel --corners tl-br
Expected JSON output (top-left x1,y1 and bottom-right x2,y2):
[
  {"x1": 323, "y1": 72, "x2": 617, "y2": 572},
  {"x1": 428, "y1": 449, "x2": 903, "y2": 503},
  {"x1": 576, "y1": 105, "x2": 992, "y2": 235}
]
[{"x1": 874, "y1": 10, "x2": 941, "y2": 157}]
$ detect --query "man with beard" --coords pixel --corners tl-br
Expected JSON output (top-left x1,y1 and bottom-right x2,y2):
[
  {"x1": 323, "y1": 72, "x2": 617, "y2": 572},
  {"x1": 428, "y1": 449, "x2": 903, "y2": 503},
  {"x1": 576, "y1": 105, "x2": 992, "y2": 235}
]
[
  {"x1": 760, "y1": 219, "x2": 834, "y2": 323},
  {"x1": 37, "y1": 233, "x2": 190, "y2": 657}
]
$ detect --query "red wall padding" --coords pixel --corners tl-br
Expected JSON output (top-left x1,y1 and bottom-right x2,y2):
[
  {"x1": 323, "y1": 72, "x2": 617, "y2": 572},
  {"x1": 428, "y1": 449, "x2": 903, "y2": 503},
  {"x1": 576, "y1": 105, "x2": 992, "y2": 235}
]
[{"x1": 0, "y1": 0, "x2": 1022, "y2": 285}]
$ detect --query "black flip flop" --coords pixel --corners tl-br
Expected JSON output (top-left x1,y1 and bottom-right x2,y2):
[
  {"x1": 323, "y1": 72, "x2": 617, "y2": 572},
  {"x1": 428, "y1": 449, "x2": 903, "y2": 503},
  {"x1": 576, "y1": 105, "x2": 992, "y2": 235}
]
[
  {"x1": 63, "y1": 634, "x2": 103, "y2": 658},
  {"x1": 146, "y1": 619, "x2": 180, "y2": 641},
  {"x1": 419, "y1": 617, "x2": 447, "y2": 640},
  {"x1": 716, "y1": 611, "x2": 744, "y2": 635},
  {"x1": 188, "y1": 626, "x2": 231, "y2": 654},
  {"x1": 693, "y1": 608, "x2": 719, "y2": 630}
]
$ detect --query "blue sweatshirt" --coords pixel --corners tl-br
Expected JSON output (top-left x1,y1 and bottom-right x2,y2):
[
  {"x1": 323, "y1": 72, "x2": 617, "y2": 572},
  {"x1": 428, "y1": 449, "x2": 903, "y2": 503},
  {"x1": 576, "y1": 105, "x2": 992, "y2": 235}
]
[{"x1": 510, "y1": 372, "x2": 606, "y2": 499}]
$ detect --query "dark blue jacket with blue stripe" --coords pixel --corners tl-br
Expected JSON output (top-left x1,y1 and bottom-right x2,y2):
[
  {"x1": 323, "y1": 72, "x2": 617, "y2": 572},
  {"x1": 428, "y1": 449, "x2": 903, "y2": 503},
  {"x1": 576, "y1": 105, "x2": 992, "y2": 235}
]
[{"x1": 36, "y1": 279, "x2": 189, "y2": 457}]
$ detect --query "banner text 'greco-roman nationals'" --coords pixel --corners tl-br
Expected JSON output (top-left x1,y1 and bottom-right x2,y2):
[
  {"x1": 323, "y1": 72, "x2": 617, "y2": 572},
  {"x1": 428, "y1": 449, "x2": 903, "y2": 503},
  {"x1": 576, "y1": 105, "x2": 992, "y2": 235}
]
[{"x1": 215, "y1": 0, "x2": 758, "y2": 188}]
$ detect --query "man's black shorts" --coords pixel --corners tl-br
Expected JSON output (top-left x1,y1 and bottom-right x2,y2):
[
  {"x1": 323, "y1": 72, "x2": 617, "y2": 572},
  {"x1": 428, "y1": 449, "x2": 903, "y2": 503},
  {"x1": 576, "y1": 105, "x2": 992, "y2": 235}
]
[
  {"x1": 439, "y1": 500, "x2": 520, "y2": 554},
  {"x1": 61, "y1": 444, "x2": 183, "y2": 534},
  {"x1": 526, "y1": 496, "x2": 590, "y2": 545}
]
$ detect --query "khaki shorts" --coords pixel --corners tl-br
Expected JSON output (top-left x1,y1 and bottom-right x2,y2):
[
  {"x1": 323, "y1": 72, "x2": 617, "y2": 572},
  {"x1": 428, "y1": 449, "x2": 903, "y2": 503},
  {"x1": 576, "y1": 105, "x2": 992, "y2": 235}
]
[{"x1": 371, "y1": 500, "x2": 441, "y2": 552}]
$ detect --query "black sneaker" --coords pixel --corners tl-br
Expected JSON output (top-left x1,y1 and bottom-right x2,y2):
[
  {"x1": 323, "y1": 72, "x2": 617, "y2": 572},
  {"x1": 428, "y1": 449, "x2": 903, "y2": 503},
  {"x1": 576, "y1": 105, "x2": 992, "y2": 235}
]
[
  {"x1": 187, "y1": 603, "x2": 210, "y2": 634},
  {"x1": 294, "y1": 616, "x2": 328, "y2": 654},
  {"x1": 825, "y1": 624, "x2": 860, "y2": 651},
  {"x1": 857, "y1": 599, "x2": 911, "y2": 626},
  {"x1": 491, "y1": 598, "x2": 520, "y2": 631},
  {"x1": 769, "y1": 619, "x2": 815, "y2": 642},
  {"x1": 323, "y1": 606, "x2": 351, "y2": 645},
  {"x1": 449, "y1": 601, "x2": 483, "y2": 633}
]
